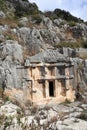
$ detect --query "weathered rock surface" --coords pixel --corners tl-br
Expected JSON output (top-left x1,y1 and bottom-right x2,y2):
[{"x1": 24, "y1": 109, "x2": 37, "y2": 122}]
[
  {"x1": 18, "y1": 27, "x2": 47, "y2": 55},
  {"x1": 0, "y1": 40, "x2": 28, "y2": 88},
  {"x1": 0, "y1": 0, "x2": 87, "y2": 129},
  {"x1": 18, "y1": 17, "x2": 28, "y2": 26},
  {"x1": 0, "y1": 11, "x2": 6, "y2": 18},
  {"x1": 0, "y1": 98, "x2": 87, "y2": 130},
  {"x1": 0, "y1": 101, "x2": 21, "y2": 117}
]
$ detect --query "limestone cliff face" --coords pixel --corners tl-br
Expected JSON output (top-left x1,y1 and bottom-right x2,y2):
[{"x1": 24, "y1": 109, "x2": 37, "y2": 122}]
[
  {"x1": 0, "y1": 0, "x2": 87, "y2": 97},
  {"x1": 0, "y1": 0, "x2": 87, "y2": 55},
  {"x1": 0, "y1": 40, "x2": 26, "y2": 88},
  {"x1": 0, "y1": 1, "x2": 87, "y2": 129}
]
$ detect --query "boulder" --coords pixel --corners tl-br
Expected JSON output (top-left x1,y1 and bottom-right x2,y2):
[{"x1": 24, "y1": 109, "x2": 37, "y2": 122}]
[
  {"x1": 18, "y1": 17, "x2": 28, "y2": 26},
  {"x1": 0, "y1": 101, "x2": 21, "y2": 117},
  {"x1": 18, "y1": 27, "x2": 46, "y2": 55},
  {"x1": 0, "y1": 40, "x2": 28, "y2": 88},
  {"x1": 0, "y1": 40, "x2": 23, "y2": 62},
  {"x1": 0, "y1": 11, "x2": 6, "y2": 18}
]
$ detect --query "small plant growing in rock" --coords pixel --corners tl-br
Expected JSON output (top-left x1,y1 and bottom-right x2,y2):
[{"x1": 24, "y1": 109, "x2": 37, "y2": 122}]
[
  {"x1": 50, "y1": 116, "x2": 58, "y2": 123},
  {"x1": 17, "y1": 108, "x2": 21, "y2": 114},
  {"x1": 83, "y1": 109, "x2": 87, "y2": 113},
  {"x1": 31, "y1": 105, "x2": 39, "y2": 114},
  {"x1": 4, "y1": 96, "x2": 10, "y2": 102},
  {"x1": 17, "y1": 116, "x2": 21, "y2": 125},
  {"x1": 77, "y1": 113, "x2": 87, "y2": 121},
  {"x1": 0, "y1": 114, "x2": 5, "y2": 126},
  {"x1": 4, "y1": 121, "x2": 11, "y2": 129},
  {"x1": 64, "y1": 99, "x2": 71, "y2": 104},
  {"x1": 31, "y1": 14, "x2": 42, "y2": 24},
  {"x1": 68, "y1": 21, "x2": 77, "y2": 27},
  {"x1": 0, "y1": 87, "x2": 3, "y2": 97}
]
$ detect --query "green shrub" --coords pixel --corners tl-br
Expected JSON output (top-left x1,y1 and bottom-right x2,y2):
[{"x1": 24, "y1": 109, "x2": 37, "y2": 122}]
[
  {"x1": 4, "y1": 121, "x2": 10, "y2": 129},
  {"x1": 54, "y1": 40, "x2": 87, "y2": 49},
  {"x1": 15, "y1": 1, "x2": 39, "y2": 17},
  {"x1": 0, "y1": 0, "x2": 7, "y2": 11},
  {"x1": 0, "y1": 87, "x2": 3, "y2": 97},
  {"x1": 54, "y1": 42, "x2": 78, "y2": 48},
  {"x1": 31, "y1": 14, "x2": 42, "y2": 24},
  {"x1": 18, "y1": 23, "x2": 24, "y2": 28},
  {"x1": 44, "y1": 9, "x2": 83, "y2": 22},
  {"x1": 63, "y1": 99, "x2": 71, "y2": 104},
  {"x1": 54, "y1": 9, "x2": 83, "y2": 22},
  {"x1": 44, "y1": 10, "x2": 57, "y2": 20},
  {"x1": 17, "y1": 116, "x2": 21, "y2": 125},
  {"x1": 68, "y1": 21, "x2": 77, "y2": 27},
  {"x1": 77, "y1": 113, "x2": 87, "y2": 121},
  {"x1": 80, "y1": 40, "x2": 87, "y2": 48},
  {"x1": 4, "y1": 96, "x2": 10, "y2": 102}
]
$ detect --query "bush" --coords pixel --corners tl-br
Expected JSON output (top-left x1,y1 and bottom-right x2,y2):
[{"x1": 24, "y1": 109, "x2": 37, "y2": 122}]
[
  {"x1": 68, "y1": 21, "x2": 77, "y2": 27},
  {"x1": 77, "y1": 113, "x2": 87, "y2": 121},
  {"x1": 0, "y1": 18, "x2": 18, "y2": 28},
  {"x1": 31, "y1": 105, "x2": 39, "y2": 114},
  {"x1": 54, "y1": 9, "x2": 83, "y2": 22},
  {"x1": 31, "y1": 14, "x2": 42, "y2": 24},
  {"x1": 54, "y1": 40, "x2": 87, "y2": 49},
  {"x1": 44, "y1": 9, "x2": 83, "y2": 22},
  {"x1": 54, "y1": 42, "x2": 77, "y2": 48},
  {"x1": 15, "y1": 1, "x2": 39, "y2": 17},
  {"x1": 44, "y1": 11, "x2": 57, "y2": 20},
  {"x1": 81, "y1": 40, "x2": 87, "y2": 48},
  {"x1": 0, "y1": 87, "x2": 3, "y2": 97},
  {"x1": 0, "y1": 0, "x2": 7, "y2": 11},
  {"x1": 3, "y1": 29, "x2": 18, "y2": 41},
  {"x1": 4, "y1": 121, "x2": 10, "y2": 129}
]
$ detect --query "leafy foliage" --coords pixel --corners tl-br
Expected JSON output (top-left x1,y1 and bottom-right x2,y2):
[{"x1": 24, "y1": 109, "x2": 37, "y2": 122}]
[
  {"x1": 31, "y1": 14, "x2": 42, "y2": 24},
  {"x1": 54, "y1": 40, "x2": 87, "y2": 49},
  {"x1": 68, "y1": 21, "x2": 77, "y2": 27},
  {"x1": 44, "y1": 11, "x2": 57, "y2": 20},
  {"x1": 0, "y1": 0, "x2": 7, "y2": 11},
  {"x1": 44, "y1": 8, "x2": 83, "y2": 23},
  {"x1": 15, "y1": 1, "x2": 39, "y2": 17},
  {"x1": 77, "y1": 113, "x2": 87, "y2": 121}
]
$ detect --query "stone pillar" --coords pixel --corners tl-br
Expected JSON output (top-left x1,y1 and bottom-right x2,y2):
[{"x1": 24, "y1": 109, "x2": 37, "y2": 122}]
[
  {"x1": 55, "y1": 80, "x2": 58, "y2": 97},
  {"x1": 45, "y1": 80, "x2": 49, "y2": 97},
  {"x1": 31, "y1": 79, "x2": 34, "y2": 100},
  {"x1": 55, "y1": 80, "x2": 62, "y2": 97}
]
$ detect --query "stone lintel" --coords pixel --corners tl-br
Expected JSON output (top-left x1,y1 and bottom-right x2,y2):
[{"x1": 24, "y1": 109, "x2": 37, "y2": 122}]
[
  {"x1": 26, "y1": 63, "x2": 74, "y2": 67},
  {"x1": 36, "y1": 75, "x2": 74, "y2": 81}
]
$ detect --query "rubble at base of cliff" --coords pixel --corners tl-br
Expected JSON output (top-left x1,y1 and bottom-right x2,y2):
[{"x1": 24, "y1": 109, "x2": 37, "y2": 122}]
[{"x1": 0, "y1": 94, "x2": 87, "y2": 130}]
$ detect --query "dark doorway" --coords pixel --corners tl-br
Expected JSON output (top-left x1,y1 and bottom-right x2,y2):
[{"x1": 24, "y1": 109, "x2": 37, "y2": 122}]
[{"x1": 49, "y1": 81, "x2": 54, "y2": 97}]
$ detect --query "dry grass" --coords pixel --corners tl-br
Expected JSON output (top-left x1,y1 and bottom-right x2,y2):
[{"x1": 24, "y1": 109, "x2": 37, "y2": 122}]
[
  {"x1": 77, "y1": 53, "x2": 87, "y2": 59},
  {"x1": 77, "y1": 112, "x2": 87, "y2": 121},
  {"x1": 0, "y1": 88, "x2": 3, "y2": 98},
  {"x1": 50, "y1": 115, "x2": 58, "y2": 123},
  {"x1": 0, "y1": 18, "x2": 18, "y2": 28},
  {"x1": 3, "y1": 29, "x2": 19, "y2": 41}
]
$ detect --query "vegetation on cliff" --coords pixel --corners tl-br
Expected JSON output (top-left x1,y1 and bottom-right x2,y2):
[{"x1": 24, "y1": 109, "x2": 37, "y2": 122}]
[
  {"x1": 0, "y1": 0, "x2": 7, "y2": 11},
  {"x1": 0, "y1": 0, "x2": 87, "y2": 51},
  {"x1": 44, "y1": 9, "x2": 83, "y2": 23}
]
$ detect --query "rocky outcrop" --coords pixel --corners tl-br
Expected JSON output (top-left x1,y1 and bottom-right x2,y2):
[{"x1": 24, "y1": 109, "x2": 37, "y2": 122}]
[
  {"x1": 0, "y1": 0, "x2": 87, "y2": 129},
  {"x1": 18, "y1": 27, "x2": 47, "y2": 55},
  {"x1": 0, "y1": 15, "x2": 87, "y2": 55},
  {"x1": 0, "y1": 98, "x2": 87, "y2": 130},
  {"x1": 5, "y1": 0, "x2": 39, "y2": 17},
  {"x1": 0, "y1": 40, "x2": 87, "y2": 95},
  {"x1": 0, "y1": 40, "x2": 27, "y2": 88},
  {"x1": 0, "y1": 11, "x2": 6, "y2": 18}
]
